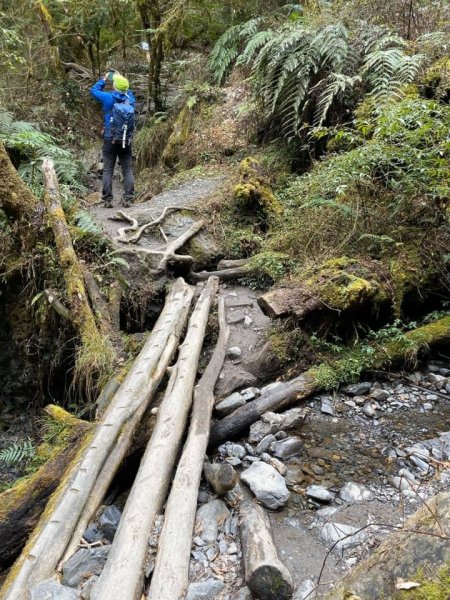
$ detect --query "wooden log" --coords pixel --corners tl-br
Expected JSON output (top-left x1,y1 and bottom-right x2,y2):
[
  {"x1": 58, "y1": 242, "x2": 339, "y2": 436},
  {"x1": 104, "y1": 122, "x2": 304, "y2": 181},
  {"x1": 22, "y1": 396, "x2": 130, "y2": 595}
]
[
  {"x1": 239, "y1": 484, "x2": 293, "y2": 600},
  {"x1": 209, "y1": 315, "x2": 450, "y2": 448},
  {"x1": 258, "y1": 286, "x2": 321, "y2": 319},
  {"x1": 217, "y1": 258, "x2": 250, "y2": 270},
  {"x1": 0, "y1": 406, "x2": 91, "y2": 571},
  {"x1": 1, "y1": 278, "x2": 194, "y2": 600},
  {"x1": 148, "y1": 295, "x2": 229, "y2": 600},
  {"x1": 42, "y1": 158, "x2": 116, "y2": 384},
  {"x1": 91, "y1": 277, "x2": 219, "y2": 600},
  {"x1": 189, "y1": 265, "x2": 256, "y2": 283}
]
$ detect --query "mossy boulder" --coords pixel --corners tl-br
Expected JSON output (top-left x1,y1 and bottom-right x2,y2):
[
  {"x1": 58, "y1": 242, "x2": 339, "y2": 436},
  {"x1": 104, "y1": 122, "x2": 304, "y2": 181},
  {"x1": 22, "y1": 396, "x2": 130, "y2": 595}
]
[
  {"x1": 162, "y1": 104, "x2": 194, "y2": 168},
  {"x1": 234, "y1": 157, "x2": 283, "y2": 225}
]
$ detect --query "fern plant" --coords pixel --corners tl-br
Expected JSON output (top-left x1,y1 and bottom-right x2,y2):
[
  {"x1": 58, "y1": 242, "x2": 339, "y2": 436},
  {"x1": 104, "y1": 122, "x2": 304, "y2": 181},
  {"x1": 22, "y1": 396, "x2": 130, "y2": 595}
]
[
  {"x1": 0, "y1": 439, "x2": 35, "y2": 466},
  {"x1": 210, "y1": 19, "x2": 429, "y2": 140},
  {"x1": 0, "y1": 108, "x2": 85, "y2": 194}
]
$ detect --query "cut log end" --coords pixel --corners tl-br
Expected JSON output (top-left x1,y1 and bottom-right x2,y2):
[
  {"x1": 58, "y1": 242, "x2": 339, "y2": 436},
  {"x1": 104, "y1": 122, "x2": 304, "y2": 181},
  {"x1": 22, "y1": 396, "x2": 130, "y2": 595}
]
[{"x1": 247, "y1": 565, "x2": 294, "y2": 600}]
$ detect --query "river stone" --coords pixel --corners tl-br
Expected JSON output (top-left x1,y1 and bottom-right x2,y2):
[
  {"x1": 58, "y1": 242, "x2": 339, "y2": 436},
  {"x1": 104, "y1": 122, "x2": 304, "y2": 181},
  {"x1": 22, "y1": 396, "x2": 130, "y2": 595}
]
[
  {"x1": 195, "y1": 499, "x2": 230, "y2": 543},
  {"x1": 231, "y1": 586, "x2": 253, "y2": 600},
  {"x1": 272, "y1": 436, "x2": 303, "y2": 459},
  {"x1": 293, "y1": 579, "x2": 316, "y2": 600},
  {"x1": 256, "y1": 434, "x2": 277, "y2": 454},
  {"x1": 260, "y1": 452, "x2": 287, "y2": 475},
  {"x1": 248, "y1": 420, "x2": 274, "y2": 443},
  {"x1": 203, "y1": 462, "x2": 237, "y2": 495},
  {"x1": 339, "y1": 482, "x2": 374, "y2": 503},
  {"x1": 215, "y1": 367, "x2": 257, "y2": 397},
  {"x1": 262, "y1": 408, "x2": 306, "y2": 431},
  {"x1": 186, "y1": 579, "x2": 225, "y2": 600},
  {"x1": 319, "y1": 522, "x2": 368, "y2": 554},
  {"x1": 62, "y1": 546, "x2": 110, "y2": 587},
  {"x1": 98, "y1": 505, "x2": 121, "y2": 541},
  {"x1": 241, "y1": 461, "x2": 289, "y2": 509},
  {"x1": 320, "y1": 397, "x2": 335, "y2": 416},
  {"x1": 227, "y1": 346, "x2": 242, "y2": 358},
  {"x1": 227, "y1": 443, "x2": 246, "y2": 459},
  {"x1": 343, "y1": 382, "x2": 372, "y2": 396},
  {"x1": 306, "y1": 485, "x2": 334, "y2": 503},
  {"x1": 30, "y1": 580, "x2": 78, "y2": 600},
  {"x1": 215, "y1": 392, "x2": 246, "y2": 417}
]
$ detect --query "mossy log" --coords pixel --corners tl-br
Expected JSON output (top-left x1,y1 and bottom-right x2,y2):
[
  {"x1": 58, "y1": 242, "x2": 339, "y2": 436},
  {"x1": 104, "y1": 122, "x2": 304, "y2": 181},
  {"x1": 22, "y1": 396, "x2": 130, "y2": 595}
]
[
  {"x1": 0, "y1": 405, "x2": 92, "y2": 571},
  {"x1": 209, "y1": 315, "x2": 450, "y2": 447},
  {"x1": 325, "y1": 491, "x2": 450, "y2": 600},
  {"x1": 258, "y1": 255, "x2": 439, "y2": 322},
  {"x1": 42, "y1": 158, "x2": 116, "y2": 383}
]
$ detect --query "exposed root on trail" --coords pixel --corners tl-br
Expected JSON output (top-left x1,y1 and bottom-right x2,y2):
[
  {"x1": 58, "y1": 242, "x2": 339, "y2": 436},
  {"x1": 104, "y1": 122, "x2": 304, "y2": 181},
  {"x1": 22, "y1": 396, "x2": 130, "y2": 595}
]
[{"x1": 110, "y1": 205, "x2": 195, "y2": 244}]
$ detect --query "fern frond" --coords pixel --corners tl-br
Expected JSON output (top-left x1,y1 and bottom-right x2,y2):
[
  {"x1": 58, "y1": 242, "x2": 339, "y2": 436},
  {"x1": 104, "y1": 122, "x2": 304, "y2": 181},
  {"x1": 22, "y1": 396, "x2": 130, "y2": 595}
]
[
  {"x1": 0, "y1": 440, "x2": 35, "y2": 466},
  {"x1": 236, "y1": 30, "x2": 274, "y2": 66},
  {"x1": 313, "y1": 73, "x2": 361, "y2": 126}
]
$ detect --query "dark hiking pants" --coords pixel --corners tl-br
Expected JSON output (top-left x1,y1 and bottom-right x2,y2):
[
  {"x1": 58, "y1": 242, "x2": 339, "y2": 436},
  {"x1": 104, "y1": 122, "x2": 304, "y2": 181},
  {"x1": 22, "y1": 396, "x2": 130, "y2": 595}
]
[{"x1": 102, "y1": 140, "x2": 134, "y2": 205}]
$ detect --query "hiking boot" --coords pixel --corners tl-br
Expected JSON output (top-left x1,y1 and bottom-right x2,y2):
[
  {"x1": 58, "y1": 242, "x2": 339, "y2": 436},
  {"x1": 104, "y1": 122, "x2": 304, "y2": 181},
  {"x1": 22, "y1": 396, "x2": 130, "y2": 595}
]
[
  {"x1": 121, "y1": 200, "x2": 131, "y2": 208},
  {"x1": 104, "y1": 200, "x2": 113, "y2": 208}
]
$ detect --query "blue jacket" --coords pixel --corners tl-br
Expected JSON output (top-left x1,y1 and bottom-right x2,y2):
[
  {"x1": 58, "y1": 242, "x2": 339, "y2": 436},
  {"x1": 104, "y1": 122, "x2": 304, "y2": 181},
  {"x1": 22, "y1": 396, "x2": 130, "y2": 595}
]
[{"x1": 90, "y1": 79, "x2": 136, "y2": 140}]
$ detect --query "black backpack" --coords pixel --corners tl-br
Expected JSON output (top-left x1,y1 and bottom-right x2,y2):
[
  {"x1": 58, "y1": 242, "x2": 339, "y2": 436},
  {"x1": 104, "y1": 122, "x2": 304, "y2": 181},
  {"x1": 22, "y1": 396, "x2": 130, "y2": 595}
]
[{"x1": 111, "y1": 99, "x2": 135, "y2": 148}]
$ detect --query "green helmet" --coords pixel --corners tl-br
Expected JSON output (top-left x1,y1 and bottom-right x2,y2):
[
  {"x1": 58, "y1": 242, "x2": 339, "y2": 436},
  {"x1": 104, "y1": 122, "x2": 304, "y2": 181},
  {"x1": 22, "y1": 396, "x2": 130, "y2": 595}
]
[{"x1": 113, "y1": 74, "x2": 129, "y2": 92}]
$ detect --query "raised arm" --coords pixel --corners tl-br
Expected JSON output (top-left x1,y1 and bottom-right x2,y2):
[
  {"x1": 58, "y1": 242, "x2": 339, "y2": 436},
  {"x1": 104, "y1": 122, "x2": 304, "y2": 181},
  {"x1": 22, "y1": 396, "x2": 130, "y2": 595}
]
[{"x1": 90, "y1": 79, "x2": 110, "y2": 104}]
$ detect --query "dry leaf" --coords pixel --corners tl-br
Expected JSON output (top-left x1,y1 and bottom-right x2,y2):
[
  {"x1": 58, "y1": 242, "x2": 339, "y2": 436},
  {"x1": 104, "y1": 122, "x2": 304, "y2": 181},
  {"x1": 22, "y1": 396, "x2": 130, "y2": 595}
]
[{"x1": 395, "y1": 579, "x2": 421, "y2": 590}]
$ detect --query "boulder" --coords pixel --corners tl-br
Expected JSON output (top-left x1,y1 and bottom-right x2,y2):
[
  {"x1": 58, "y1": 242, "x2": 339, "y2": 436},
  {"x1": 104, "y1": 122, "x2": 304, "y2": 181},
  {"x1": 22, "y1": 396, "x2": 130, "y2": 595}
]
[
  {"x1": 319, "y1": 522, "x2": 368, "y2": 554},
  {"x1": 306, "y1": 485, "x2": 334, "y2": 503},
  {"x1": 62, "y1": 546, "x2": 110, "y2": 587},
  {"x1": 241, "y1": 462, "x2": 289, "y2": 510},
  {"x1": 30, "y1": 580, "x2": 78, "y2": 600},
  {"x1": 272, "y1": 436, "x2": 303, "y2": 459},
  {"x1": 195, "y1": 500, "x2": 230, "y2": 543},
  {"x1": 185, "y1": 579, "x2": 225, "y2": 600},
  {"x1": 98, "y1": 505, "x2": 121, "y2": 542},
  {"x1": 342, "y1": 382, "x2": 372, "y2": 396},
  {"x1": 215, "y1": 392, "x2": 246, "y2": 417},
  {"x1": 339, "y1": 482, "x2": 374, "y2": 503},
  {"x1": 203, "y1": 462, "x2": 237, "y2": 496}
]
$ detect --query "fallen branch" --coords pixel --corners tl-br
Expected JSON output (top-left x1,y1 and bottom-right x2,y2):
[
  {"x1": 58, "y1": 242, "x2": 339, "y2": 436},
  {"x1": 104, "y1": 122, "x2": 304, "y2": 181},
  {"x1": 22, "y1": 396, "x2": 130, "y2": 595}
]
[
  {"x1": 209, "y1": 315, "x2": 450, "y2": 448},
  {"x1": 1, "y1": 279, "x2": 194, "y2": 600},
  {"x1": 91, "y1": 277, "x2": 219, "y2": 600},
  {"x1": 217, "y1": 258, "x2": 250, "y2": 270},
  {"x1": 188, "y1": 265, "x2": 255, "y2": 283},
  {"x1": 149, "y1": 293, "x2": 229, "y2": 600},
  {"x1": 239, "y1": 483, "x2": 293, "y2": 600}
]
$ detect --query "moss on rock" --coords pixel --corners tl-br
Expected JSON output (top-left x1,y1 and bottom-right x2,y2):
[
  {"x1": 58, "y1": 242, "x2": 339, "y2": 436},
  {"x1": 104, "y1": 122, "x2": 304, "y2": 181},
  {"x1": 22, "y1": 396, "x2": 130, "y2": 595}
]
[{"x1": 234, "y1": 157, "x2": 283, "y2": 224}]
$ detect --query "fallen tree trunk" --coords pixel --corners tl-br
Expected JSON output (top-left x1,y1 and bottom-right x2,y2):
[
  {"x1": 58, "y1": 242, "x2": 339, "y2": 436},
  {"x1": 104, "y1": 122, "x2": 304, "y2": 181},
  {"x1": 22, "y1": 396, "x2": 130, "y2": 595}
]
[
  {"x1": 0, "y1": 406, "x2": 92, "y2": 571},
  {"x1": 239, "y1": 483, "x2": 293, "y2": 600},
  {"x1": 92, "y1": 276, "x2": 219, "y2": 600},
  {"x1": 217, "y1": 258, "x2": 250, "y2": 270},
  {"x1": 258, "y1": 255, "x2": 440, "y2": 322},
  {"x1": 1, "y1": 278, "x2": 194, "y2": 600},
  {"x1": 209, "y1": 315, "x2": 450, "y2": 447},
  {"x1": 148, "y1": 294, "x2": 229, "y2": 600},
  {"x1": 188, "y1": 265, "x2": 256, "y2": 283},
  {"x1": 42, "y1": 158, "x2": 116, "y2": 384}
]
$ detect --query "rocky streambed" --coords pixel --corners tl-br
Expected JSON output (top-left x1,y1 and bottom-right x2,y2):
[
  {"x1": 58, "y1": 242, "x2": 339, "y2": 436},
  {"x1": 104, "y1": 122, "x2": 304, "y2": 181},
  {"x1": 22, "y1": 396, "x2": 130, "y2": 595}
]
[{"x1": 28, "y1": 357, "x2": 450, "y2": 600}]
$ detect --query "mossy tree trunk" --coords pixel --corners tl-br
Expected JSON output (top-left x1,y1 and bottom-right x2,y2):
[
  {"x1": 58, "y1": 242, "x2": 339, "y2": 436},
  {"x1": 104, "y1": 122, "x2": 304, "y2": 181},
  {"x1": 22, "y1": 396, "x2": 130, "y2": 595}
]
[
  {"x1": 0, "y1": 406, "x2": 92, "y2": 572},
  {"x1": 42, "y1": 158, "x2": 117, "y2": 386}
]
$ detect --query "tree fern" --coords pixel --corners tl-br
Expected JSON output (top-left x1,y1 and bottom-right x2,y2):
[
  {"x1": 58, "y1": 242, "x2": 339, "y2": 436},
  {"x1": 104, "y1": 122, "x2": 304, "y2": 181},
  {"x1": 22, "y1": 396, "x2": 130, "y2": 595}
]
[
  {"x1": 0, "y1": 439, "x2": 35, "y2": 466},
  {"x1": 210, "y1": 19, "x2": 428, "y2": 141}
]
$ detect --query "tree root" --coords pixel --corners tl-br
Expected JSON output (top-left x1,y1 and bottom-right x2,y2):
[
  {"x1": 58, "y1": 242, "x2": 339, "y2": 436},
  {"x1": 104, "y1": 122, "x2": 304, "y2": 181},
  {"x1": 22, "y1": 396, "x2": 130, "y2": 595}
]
[{"x1": 110, "y1": 205, "x2": 195, "y2": 244}]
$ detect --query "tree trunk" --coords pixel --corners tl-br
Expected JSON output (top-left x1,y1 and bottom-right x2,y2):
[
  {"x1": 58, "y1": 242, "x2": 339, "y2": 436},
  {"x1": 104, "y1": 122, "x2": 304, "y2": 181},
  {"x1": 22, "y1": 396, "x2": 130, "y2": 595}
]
[
  {"x1": 91, "y1": 277, "x2": 219, "y2": 600},
  {"x1": 0, "y1": 279, "x2": 194, "y2": 600},
  {"x1": 42, "y1": 158, "x2": 116, "y2": 385},
  {"x1": 148, "y1": 294, "x2": 229, "y2": 600},
  {"x1": 239, "y1": 484, "x2": 293, "y2": 600},
  {"x1": 0, "y1": 406, "x2": 92, "y2": 571},
  {"x1": 209, "y1": 315, "x2": 450, "y2": 448}
]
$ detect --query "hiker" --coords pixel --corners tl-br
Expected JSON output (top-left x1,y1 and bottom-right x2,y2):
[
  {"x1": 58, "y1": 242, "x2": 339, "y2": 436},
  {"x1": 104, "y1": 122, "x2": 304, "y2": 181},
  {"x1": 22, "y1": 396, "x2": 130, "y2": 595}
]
[{"x1": 90, "y1": 71, "x2": 136, "y2": 208}]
